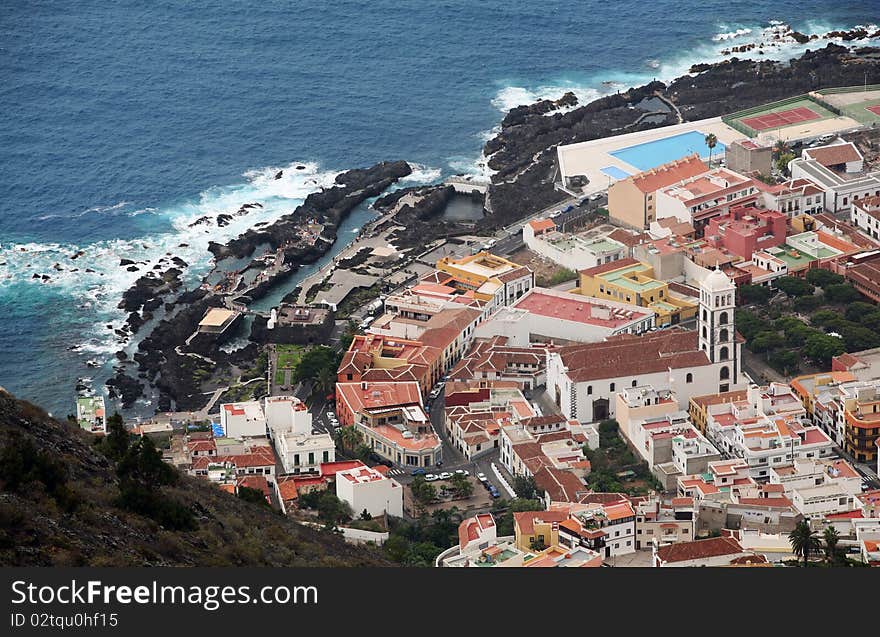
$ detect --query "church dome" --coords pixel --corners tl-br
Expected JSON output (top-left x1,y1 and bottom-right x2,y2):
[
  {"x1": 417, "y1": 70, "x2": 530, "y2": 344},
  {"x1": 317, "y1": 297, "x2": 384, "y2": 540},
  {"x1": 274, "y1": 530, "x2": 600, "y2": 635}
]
[{"x1": 704, "y1": 267, "x2": 732, "y2": 292}]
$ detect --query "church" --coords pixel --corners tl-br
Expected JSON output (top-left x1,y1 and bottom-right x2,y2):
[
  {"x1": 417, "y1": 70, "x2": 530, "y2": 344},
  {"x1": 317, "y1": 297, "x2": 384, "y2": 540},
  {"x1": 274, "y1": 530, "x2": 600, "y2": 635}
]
[{"x1": 546, "y1": 268, "x2": 745, "y2": 424}]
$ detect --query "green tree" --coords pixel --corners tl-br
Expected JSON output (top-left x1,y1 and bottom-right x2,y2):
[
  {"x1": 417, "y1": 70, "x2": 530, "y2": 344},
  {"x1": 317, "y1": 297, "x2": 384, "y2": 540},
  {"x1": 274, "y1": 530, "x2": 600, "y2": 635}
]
[
  {"x1": 315, "y1": 491, "x2": 352, "y2": 527},
  {"x1": 810, "y1": 309, "x2": 841, "y2": 327},
  {"x1": 845, "y1": 302, "x2": 877, "y2": 323},
  {"x1": 768, "y1": 350, "x2": 800, "y2": 376},
  {"x1": 512, "y1": 475, "x2": 541, "y2": 500},
  {"x1": 738, "y1": 284, "x2": 772, "y2": 305},
  {"x1": 336, "y1": 425, "x2": 363, "y2": 452},
  {"x1": 805, "y1": 268, "x2": 844, "y2": 288},
  {"x1": 315, "y1": 365, "x2": 337, "y2": 398},
  {"x1": 749, "y1": 330, "x2": 783, "y2": 353},
  {"x1": 775, "y1": 276, "x2": 814, "y2": 298},
  {"x1": 823, "y1": 284, "x2": 861, "y2": 304},
  {"x1": 292, "y1": 346, "x2": 339, "y2": 385},
  {"x1": 776, "y1": 151, "x2": 796, "y2": 173},
  {"x1": 410, "y1": 477, "x2": 436, "y2": 505},
  {"x1": 772, "y1": 139, "x2": 790, "y2": 160},
  {"x1": 803, "y1": 332, "x2": 845, "y2": 366},
  {"x1": 823, "y1": 526, "x2": 840, "y2": 564},
  {"x1": 705, "y1": 133, "x2": 718, "y2": 166},
  {"x1": 788, "y1": 520, "x2": 820, "y2": 566},
  {"x1": 793, "y1": 294, "x2": 823, "y2": 312},
  {"x1": 100, "y1": 412, "x2": 131, "y2": 462},
  {"x1": 450, "y1": 473, "x2": 473, "y2": 499}
]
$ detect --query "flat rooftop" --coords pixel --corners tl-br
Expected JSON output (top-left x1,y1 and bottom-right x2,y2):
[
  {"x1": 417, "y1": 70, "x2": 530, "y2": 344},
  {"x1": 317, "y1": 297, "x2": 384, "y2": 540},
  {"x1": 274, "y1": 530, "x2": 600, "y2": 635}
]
[{"x1": 514, "y1": 289, "x2": 649, "y2": 328}]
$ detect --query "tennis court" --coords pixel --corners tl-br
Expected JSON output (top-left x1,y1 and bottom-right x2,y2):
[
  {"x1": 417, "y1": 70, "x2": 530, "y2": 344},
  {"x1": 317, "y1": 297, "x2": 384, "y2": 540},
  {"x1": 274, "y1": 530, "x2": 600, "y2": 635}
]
[
  {"x1": 867, "y1": 105, "x2": 880, "y2": 117},
  {"x1": 740, "y1": 106, "x2": 822, "y2": 132}
]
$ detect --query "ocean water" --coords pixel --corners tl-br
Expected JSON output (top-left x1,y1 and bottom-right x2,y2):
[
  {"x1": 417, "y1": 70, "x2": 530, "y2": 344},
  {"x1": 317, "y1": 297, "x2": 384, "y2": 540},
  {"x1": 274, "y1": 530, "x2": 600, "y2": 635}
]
[{"x1": 1, "y1": 0, "x2": 877, "y2": 415}]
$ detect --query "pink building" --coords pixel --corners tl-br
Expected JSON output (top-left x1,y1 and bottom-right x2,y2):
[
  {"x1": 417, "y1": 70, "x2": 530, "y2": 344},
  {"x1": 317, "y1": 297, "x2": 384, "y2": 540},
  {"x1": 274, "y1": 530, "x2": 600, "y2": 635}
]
[{"x1": 704, "y1": 205, "x2": 788, "y2": 260}]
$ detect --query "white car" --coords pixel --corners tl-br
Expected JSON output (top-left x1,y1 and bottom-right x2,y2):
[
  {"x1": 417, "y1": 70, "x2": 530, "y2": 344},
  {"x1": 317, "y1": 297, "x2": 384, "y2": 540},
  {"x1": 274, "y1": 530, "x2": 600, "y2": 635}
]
[
  {"x1": 424, "y1": 474, "x2": 439, "y2": 482},
  {"x1": 476, "y1": 472, "x2": 487, "y2": 482},
  {"x1": 454, "y1": 469, "x2": 469, "y2": 477},
  {"x1": 439, "y1": 472, "x2": 453, "y2": 480}
]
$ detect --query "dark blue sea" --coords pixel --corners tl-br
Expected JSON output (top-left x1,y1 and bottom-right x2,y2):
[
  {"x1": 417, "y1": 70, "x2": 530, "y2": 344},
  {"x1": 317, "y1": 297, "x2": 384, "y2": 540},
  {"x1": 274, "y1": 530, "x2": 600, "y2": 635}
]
[{"x1": 0, "y1": 0, "x2": 877, "y2": 415}]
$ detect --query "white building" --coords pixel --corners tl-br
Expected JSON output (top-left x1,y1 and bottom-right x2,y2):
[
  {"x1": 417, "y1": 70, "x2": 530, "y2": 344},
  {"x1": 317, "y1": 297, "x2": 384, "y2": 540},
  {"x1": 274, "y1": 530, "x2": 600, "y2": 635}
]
[
  {"x1": 275, "y1": 430, "x2": 335, "y2": 475},
  {"x1": 220, "y1": 401, "x2": 267, "y2": 439},
  {"x1": 547, "y1": 269, "x2": 743, "y2": 424},
  {"x1": 654, "y1": 168, "x2": 757, "y2": 226},
  {"x1": 850, "y1": 194, "x2": 880, "y2": 241},
  {"x1": 523, "y1": 218, "x2": 627, "y2": 271},
  {"x1": 790, "y1": 139, "x2": 880, "y2": 213},
  {"x1": 264, "y1": 395, "x2": 312, "y2": 438},
  {"x1": 474, "y1": 287, "x2": 655, "y2": 347},
  {"x1": 335, "y1": 464, "x2": 403, "y2": 518}
]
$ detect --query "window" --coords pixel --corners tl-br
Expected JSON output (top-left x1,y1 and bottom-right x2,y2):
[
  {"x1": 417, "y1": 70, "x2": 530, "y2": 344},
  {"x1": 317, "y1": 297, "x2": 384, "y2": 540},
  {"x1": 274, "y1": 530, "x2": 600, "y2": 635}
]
[
  {"x1": 587, "y1": 385, "x2": 592, "y2": 395},
  {"x1": 686, "y1": 373, "x2": 693, "y2": 383},
  {"x1": 610, "y1": 383, "x2": 615, "y2": 392},
  {"x1": 632, "y1": 380, "x2": 638, "y2": 387},
  {"x1": 720, "y1": 366, "x2": 730, "y2": 380},
  {"x1": 719, "y1": 328, "x2": 729, "y2": 341},
  {"x1": 719, "y1": 346, "x2": 729, "y2": 360},
  {"x1": 719, "y1": 311, "x2": 728, "y2": 324}
]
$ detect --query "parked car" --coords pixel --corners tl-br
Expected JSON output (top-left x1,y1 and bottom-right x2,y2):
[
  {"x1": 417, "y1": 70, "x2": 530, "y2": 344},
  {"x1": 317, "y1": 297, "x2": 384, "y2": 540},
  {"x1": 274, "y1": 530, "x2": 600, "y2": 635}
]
[
  {"x1": 454, "y1": 469, "x2": 469, "y2": 477},
  {"x1": 411, "y1": 468, "x2": 427, "y2": 476},
  {"x1": 489, "y1": 488, "x2": 500, "y2": 499},
  {"x1": 424, "y1": 474, "x2": 439, "y2": 481},
  {"x1": 562, "y1": 204, "x2": 574, "y2": 213},
  {"x1": 326, "y1": 411, "x2": 337, "y2": 421},
  {"x1": 548, "y1": 210, "x2": 561, "y2": 218},
  {"x1": 439, "y1": 472, "x2": 453, "y2": 480}
]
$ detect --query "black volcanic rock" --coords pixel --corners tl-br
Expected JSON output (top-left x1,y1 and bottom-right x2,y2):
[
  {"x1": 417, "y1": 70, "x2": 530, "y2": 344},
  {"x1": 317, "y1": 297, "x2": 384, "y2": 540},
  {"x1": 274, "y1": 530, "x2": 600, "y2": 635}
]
[
  {"x1": 481, "y1": 44, "x2": 880, "y2": 227},
  {"x1": 209, "y1": 160, "x2": 412, "y2": 260}
]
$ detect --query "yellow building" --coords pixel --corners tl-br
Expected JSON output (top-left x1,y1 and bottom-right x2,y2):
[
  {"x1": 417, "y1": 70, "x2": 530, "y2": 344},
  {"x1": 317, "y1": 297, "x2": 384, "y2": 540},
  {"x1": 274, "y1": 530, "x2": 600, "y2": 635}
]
[
  {"x1": 513, "y1": 510, "x2": 568, "y2": 552},
  {"x1": 575, "y1": 257, "x2": 697, "y2": 326},
  {"x1": 435, "y1": 251, "x2": 533, "y2": 306}
]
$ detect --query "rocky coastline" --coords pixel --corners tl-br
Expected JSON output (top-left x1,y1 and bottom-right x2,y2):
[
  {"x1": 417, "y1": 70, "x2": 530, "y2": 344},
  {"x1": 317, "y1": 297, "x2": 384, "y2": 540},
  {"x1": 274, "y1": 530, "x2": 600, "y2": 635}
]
[
  {"x1": 112, "y1": 161, "x2": 413, "y2": 410},
  {"x1": 111, "y1": 39, "x2": 880, "y2": 414},
  {"x1": 481, "y1": 43, "x2": 880, "y2": 227}
]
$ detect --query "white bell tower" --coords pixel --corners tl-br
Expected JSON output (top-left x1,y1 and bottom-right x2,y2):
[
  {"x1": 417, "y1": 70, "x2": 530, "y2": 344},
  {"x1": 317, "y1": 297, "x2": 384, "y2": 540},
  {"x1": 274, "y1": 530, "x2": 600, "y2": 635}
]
[{"x1": 699, "y1": 267, "x2": 738, "y2": 390}]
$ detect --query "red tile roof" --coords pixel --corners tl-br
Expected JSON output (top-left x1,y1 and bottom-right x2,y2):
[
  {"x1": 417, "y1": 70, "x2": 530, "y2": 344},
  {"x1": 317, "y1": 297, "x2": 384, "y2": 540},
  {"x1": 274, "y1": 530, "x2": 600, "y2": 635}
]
[
  {"x1": 629, "y1": 154, "x2": 708, "y2": 194},
  {"x1": 556, "y1": 329, "x2": 710, "y2": 383},
  {"x1": 656, "y1": 536, "x2": 745, "y2": 564},
  {"x1": 804, "y1": 142, "x2": 861, "y2": 167},
  {"x1": 528, "y1": 218, "x2": 556, "y2": 233}
]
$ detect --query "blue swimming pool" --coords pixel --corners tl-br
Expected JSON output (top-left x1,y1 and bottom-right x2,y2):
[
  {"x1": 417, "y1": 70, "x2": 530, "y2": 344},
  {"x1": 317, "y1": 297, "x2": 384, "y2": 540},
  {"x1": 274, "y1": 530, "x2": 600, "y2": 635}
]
[
  {"x1": 600, "y1": 165, "x2": 633, "y2": 180},
  {"x1": 610, "y1": 131, "x2": 725, "y2": 172}
]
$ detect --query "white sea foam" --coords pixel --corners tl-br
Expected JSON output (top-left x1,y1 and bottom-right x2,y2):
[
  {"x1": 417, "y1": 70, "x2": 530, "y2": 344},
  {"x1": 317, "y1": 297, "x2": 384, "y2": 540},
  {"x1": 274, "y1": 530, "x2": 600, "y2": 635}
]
[
  {"x1": 0, "y1": 161, "x2": 342, "y2": 365},
  {"x1": 489, "y1": 19, "x2": 880, "y2": 123},
  {"x1": 401, "y1": 163, "x2": 442, "y2": 184}
]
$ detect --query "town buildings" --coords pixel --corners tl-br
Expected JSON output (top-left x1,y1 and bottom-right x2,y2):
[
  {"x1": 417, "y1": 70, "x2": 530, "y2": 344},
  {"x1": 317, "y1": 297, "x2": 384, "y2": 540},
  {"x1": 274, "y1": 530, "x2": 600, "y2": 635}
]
[
  {"x1": 575, "y1": 258, "x2": 697, "y2": 326},
  {"x1": 789, "y1": 138, "x2": 880, "y2": 213},
  {"x1": 474, "y1": 286, "x2": 655, "y2": 345},
  {"x1": 608, "y1": 154, "x2": 709, "y2": 230},
  {"x1": 434, "y1": 251, "x2": 535, "y2": 311},
  {"x1": 654, "y1": 167, "x2": 759, "y2": 230},
  {"x1": 523, "y1": 217, "x2": 627, "y2": 271},
  {"x1": 335, "y1": 381, "x2": 441, "y2": 468}
]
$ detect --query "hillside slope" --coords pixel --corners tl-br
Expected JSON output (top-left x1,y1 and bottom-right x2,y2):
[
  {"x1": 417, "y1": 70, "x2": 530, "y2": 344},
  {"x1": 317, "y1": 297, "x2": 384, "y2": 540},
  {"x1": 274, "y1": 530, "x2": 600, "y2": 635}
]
[{"x1": 0, "y1": 389, "x2": 391, "y2": 567}]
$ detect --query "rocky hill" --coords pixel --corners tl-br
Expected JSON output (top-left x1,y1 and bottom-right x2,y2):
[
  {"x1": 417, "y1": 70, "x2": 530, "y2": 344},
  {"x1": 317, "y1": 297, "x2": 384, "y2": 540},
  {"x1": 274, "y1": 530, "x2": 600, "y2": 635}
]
[{"x1": 0, "y1": 389, "x2": 391, "y2": 567}]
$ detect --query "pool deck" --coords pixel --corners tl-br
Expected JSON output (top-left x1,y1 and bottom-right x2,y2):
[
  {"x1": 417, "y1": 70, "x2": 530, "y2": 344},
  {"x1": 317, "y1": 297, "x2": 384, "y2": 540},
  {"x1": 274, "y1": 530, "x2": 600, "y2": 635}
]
[{"x1": 557, "y1": 117, "x2": 745, "y2": 196}]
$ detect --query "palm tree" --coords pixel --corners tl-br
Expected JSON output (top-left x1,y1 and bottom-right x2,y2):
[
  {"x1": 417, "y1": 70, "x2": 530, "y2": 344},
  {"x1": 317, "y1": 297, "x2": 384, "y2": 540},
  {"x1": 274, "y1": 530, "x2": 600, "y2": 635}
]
[
  {"x1": 704, "y1": 133, "x2": 718, "y2": 166},
  {"x1": 823, "y1": 526, "x2": 840, "y2": 564},
  {"x1": 789, "y1": 520, "x2": 820, "y2": 567},
  {"x1": 315, "y1": 366, "x2": 336, "y2": 398},
  {"x1": 337, "y1": 424, "x2": 363, "y2": 452},
  {"x1": 773, "y1": 138, "x2": 790, "y2": 160}
]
